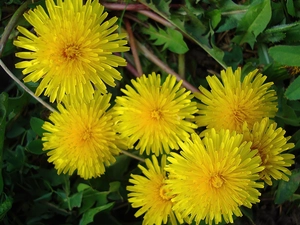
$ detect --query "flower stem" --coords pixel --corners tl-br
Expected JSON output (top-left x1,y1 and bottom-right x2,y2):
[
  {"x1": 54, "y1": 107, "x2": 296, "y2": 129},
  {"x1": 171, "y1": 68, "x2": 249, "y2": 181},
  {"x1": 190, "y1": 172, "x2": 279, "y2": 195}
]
[
  {"x1": 0, "y1": 60, "x2": 57, "y2": 113},
  {"x1": 125, "y1": 19, "x2": 143, "y2": 76},
  {"x1": 0, "y1": 0, "x2": 31, "y2": 58},
  {"x1": 121, "y1": 150, "x2": 145, "y2": 162},
  {"x1": 178, "y1": 54, "x2": 185, "y2": 79},
  {"x1": 136, "y1": 41, "x2": 199, "y2": 93}
]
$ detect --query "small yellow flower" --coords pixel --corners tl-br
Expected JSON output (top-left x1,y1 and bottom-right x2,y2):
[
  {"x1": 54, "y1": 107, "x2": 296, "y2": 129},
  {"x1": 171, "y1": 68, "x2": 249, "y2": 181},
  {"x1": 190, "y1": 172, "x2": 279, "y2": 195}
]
[
  {"x1": 166, "y1": 129, "x2": 264, "y2": 225},
  {"x1": 195, "y1": 67, "x2": 277, "y2": 133},
  {"x1": 113, "y1": 72, "x2": 198, "y2": 156},
  {"x1": 14, "y1": 0, "x2": 129, "y2": 102},
  {"x1": 127, "y1": 155, "x2": 183, "y2": 225},
  {"x1": 242, "y1": 118, "x2": 295, "y2": 185},
  {"x1": 42, "y1": 92, "x2": 120, "y2": 179}
]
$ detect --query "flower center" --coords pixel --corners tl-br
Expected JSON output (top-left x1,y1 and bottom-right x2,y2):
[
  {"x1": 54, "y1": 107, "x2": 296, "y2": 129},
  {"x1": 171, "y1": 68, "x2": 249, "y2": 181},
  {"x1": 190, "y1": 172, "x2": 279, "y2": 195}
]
[
  {"x1": 232, "y1": 106, "x2": 247, "y2": 124},
  {"x1": 62, "y1": 44, "x2": 81, "y2": 60},
  {"x1": 151, "y1": 109, "x2": 163, "y2": 120},
  {"x1": 159, "y1": 185, "x2": 172, "y2": 201},
  {"x1": 210, "y1": 174, "x2": 224, "y2": 188},
  {"x1": 81, "y1": 128, "x2": 93, "y2": 142}
]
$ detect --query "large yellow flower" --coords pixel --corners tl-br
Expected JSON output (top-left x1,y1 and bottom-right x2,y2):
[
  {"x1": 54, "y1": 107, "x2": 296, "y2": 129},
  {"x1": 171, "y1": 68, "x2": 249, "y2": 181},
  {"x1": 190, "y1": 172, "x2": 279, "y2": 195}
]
[
  {"x1": 166, "y1": 129, "x2": 264, "y2": 225},
  {"x1": 113, "y1": 72, "x2": 198, "y2": 156},
  {"x1": 194, "y1": 67, "x2": 277, "y2": 133},
  {"x1": 14, "y1": 0, "x2": 129, "y2": 103},
  {"x1": 127, "y1": 155, "x2": 183, "y2": 225},
  {"x1": 42, "y1": 92, "x2": 120, "y2": 179},
  {"x1": 242, "y1": 118, "x2": 295, "y2": 186}
]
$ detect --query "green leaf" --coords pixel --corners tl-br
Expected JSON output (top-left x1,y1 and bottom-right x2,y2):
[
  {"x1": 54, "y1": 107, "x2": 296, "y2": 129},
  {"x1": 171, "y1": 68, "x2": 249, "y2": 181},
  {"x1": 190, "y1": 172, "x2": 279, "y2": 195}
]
[
  {"x1": 0, "y1": 93, "x2": 8, "y2": 195},
  {"x1": 30, "y1": 117, "x2": 45, "y2": 137},
  {"x1": 6, "y1": 124, "x2": 25, "y2": 138},
  {"x1": 79, "y1": 202, "x2": 114, "y2": 225},
  {"x1": 207, "y1": 9, "x2": 221, "y2": 29},
  {"x1": 142, "y1": 25, "x2": 189, "y2": 54},
  {"x1": 0, "y1": 195, "x2": 13, "y2": 220},
  {"x1": 69, "y1": 192, "x2": 83, "y2": 209},
  {"x1": 223, "y1": 44, "x2": 243, "y2": 69},
  {"x1": 275, "y1": 169, "x2": 300, "y2": 204},
  {"x1": 7, "y1": 90, "x2": 29, "y2": 121},
  {"x1": 287, "y1": 0, "x2": 296, "y2": 17},
  {"x1": 285, "y1": 76, "x2": 300, "y2": 100},
  {"x1": 5, "y1": 145, "x2": 26, "y2": 172},
  {"x1": 138, "y1": 0, "x2": 227, "y2": 68},
  {"x1": 276, "y1": 86, "x2": 300, "y2": 126},
  {"x1": 78, "y1": 183, "x2": 109, "y2": 215},
  {"x1": 26, "y1": 139, "x2": 44, "y2": 155},
  {"x1": 34, "y1": 192, "x2": 52, "y2": 202},
  {"x1": 146, "y1": 0, "x2": 171, "y2": 17},
  {"x1": 109, "y1": 181, "x2": 120, "y2": 193},
  {"x1": 269, "y1": 45, "x2": 300, "y2": 66},
  {"x1": 77, "y1": 183, "x2": 91, "y2": 192},
  {"x1": 232, "y1": 0, "x2": 272, "y2": 48}
]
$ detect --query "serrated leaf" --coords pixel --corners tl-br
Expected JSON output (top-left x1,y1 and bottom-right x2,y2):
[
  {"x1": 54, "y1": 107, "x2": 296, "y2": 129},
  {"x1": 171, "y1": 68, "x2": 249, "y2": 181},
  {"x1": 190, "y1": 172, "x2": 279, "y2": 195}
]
[
  {"x1": 269, "y1": 45, "x2": 300, "y2": 66},
  {"x1": 261, "y1": 23, "x2": 300, "y2": 44},
  {"x1": 147, "y1": 0, "x2": 171, "y2": 17},
  {"x1": 139, "y1": 0, "x2": 227, "y2": 67},
  {"x1": 79, "y1": 202, "x2": 114, "y2": 225},
  {"x1": 0, "y1": 195, "x2": 13, "y2": 220},
  {"x1": 142, "y1": 25, "x2": 189, "y2": 54},
  {"x1": 285, "y1": 76, "x2": 300, "y2": 100},
  {"x1": 232, "y1": 0, "x2": 271, "y2": 48},
  {"x1": 78, "y1": 183, "x2": 109, "y2": 215},
  {"x1": 275, "y1": 169, "x2": 300, "y2": 204},
  {"x1": 69, "y1": 192, "x2": 83, "y2": 209}
]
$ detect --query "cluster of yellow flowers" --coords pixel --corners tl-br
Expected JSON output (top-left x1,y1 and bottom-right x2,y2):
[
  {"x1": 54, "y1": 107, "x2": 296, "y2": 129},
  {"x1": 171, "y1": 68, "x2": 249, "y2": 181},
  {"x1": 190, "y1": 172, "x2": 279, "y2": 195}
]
[
  {"x1": 126, "y1": 68, "x2": 294, "y2": 225},
  {"x1": 13, "y1": 0, "x2": 295, "y2": 225}
]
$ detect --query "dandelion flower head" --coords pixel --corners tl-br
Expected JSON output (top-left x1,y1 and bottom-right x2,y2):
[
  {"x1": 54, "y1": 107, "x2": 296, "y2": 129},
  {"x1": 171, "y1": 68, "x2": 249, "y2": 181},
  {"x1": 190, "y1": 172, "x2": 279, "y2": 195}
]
[
  {"x1": 42, "y1": 92, "x2": 120, "y2": 179},
  {"x1": 127, "y1": 155, "x2": 183, "y2": 225},
  {"x1": 242, "y1": 118, "x2": 295, "y2": 186},
  {"x1": 14, "y1": 0, "x2": 129, "y2": 102},
  {"x1": 166, "y1": 129, "x2": 264, "y2": 225},
  {"x1": 195, "y1": 67, "x2": 277, "y2": 133},
  {"x1": 114, "y1": 72, "x2": 198, "y2": 156}
]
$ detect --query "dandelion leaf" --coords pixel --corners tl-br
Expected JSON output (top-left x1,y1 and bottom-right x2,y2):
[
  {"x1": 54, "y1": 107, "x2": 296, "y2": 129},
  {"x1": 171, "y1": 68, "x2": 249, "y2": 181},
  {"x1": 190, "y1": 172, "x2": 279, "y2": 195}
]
[
  {"x1": 285, "y1": 76, "x2": 300, "y2": 100},
  {"x1": 142, "y1": 25, "x2": 189, "y2": 54},
  {"x1": 269, "y1": 45, "x2": 300, "y2": 67},
  {"x1": 232, "y1": 0, "x2": 271, "y2": 48}
]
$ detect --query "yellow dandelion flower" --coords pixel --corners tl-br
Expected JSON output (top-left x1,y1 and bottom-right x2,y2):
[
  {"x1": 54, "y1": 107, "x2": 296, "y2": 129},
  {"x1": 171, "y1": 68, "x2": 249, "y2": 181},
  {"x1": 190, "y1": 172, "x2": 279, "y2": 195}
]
[
  {"x1": 14, "y1": 0, "x2": 129, "y2": 103},
  {"x1": 113, "y1": 72, "x2": 198, "y2": 156},
  {"x1": 127, "y1": 155, "x2": 183, "y2": 225},
  {"x1": 42, "y1": 92, "x2": 120, "y2": 179},
  {"x1": 165, "y1": 129, "x2": 264, "y2": 225},
  {"x1": 242, "y1": 118, "x2": 295, "y2": 186},
  {"x1": 194, "y1": 67, "x2": 277, "y2": 133}
]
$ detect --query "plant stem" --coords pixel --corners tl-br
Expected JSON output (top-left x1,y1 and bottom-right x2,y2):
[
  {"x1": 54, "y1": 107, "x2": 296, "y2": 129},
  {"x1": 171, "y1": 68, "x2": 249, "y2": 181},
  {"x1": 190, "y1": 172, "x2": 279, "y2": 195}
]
[
  {"x1": 0, "y1": 0, "x2": 31, "y2": 58},
  {"x1": 178, "y1": 54, "x2": 185, "y2": 78},
  {"x1": 125, "y1": 19, "x2": 143, "y2": 76},
  {"x1": 138, "y1": 10, "x2": 174, "y2": 28},
  {"x1": 101, "y1": 3, "x2": 148, "y2": 11},
  {"x1": 121, "y1": 150, "x2": 145, "y2": 162},
  {"x1": 0, "y1": 60, "x2": 57, "y2": 113},
  {"x1": 137, "y1": 41, "x2": 199, "y2": 93}
]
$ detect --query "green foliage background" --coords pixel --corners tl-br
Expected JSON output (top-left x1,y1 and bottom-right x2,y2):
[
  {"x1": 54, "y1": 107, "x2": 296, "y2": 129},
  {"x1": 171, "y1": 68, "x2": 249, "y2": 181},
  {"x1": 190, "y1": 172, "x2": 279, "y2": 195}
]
[{"x1": 0, "y1": 0, "x2": 300, "y2": 224}]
